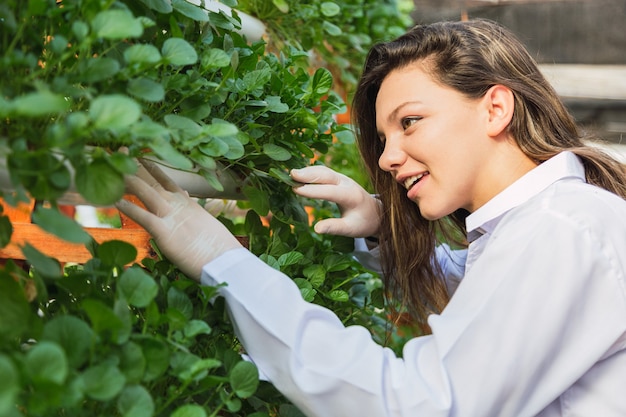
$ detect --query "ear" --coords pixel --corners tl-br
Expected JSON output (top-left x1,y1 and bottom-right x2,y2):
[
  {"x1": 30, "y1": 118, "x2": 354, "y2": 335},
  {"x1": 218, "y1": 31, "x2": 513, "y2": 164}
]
[{"x1": 483, "y1": 84, "x2": 514, "y2": 137}]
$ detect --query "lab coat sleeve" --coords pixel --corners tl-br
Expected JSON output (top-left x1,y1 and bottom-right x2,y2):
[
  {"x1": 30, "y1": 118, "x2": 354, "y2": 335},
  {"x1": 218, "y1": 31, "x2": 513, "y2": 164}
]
[{"x1": 201, "y1": 202, "x2": 626, "y2": 417}]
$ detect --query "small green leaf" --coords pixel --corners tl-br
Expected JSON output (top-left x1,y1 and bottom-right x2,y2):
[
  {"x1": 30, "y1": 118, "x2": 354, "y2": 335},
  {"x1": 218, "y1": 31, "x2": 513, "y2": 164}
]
[
  {"x1": 119, "y1": 342, "x2": 146, "y2": 383},
  {"x1": 172, "y1": 0, "x2": 209, "y2": 22},
  {"x1": 199, "y1": 137, "x2": 229, "y2": 157},
  {"x1": 272, "y1": 0, "x2": 289, "y2": 13},
  {"x1": 12, "y1": 91, "x2": 70, "y2": 116},
  {"x1": 124, "y1": 44, "x2": 162, "y2": 64},
  {"x1": 81, "y1": 363, "x2": 126, "y2": 401},
  {"x1": 322, "y1": 20, "x2": 342, "y2": 36},
  {"x1": 118, "y1": 267, "x2": 158, "y2": 308},
  {"x1": 229, "y1": 361, "x2": 259, "y2": 398},
  {"x1": 0, "y1": 355, "x2": 19, "y2": 416},
  {"x1": 0, "y1": 272, "x2": 31, "y2": 340},
  {"x1": 90, "y1": 94, "x2": 142, "y2": 130},
  {"x1": 328, "y1": 289, "x2": 349, "y2": 302},
  {"x1": 320, "y1": 2, "x2": 341, "y2": 17},
  {"x1": 32, "y1": 207, "x2": 92, "y2": 244},
  {"x1": 138, "y1": 337, "x2": 170, "y2": 381},
  {"x1": 171, "y1": 404, "x2": 207, "y2": 417},
  {"x1": 149, "y1": 137, "x2": 194, "y2": 170},
  {"x1": 204, "y1": 120, "x2": 239, "y2": 137},
  {"x1": 128, "y1": 78, "x2": 165, "y2": 102},
  {"x1": 265, "y1": 96, "x2": 289, "y2": 113},
  {"x1": 184, "y1": 320, "x2": 212, "y2": 338},
  {"x1": 162, "y1": 38, "x2": 198, "y2": 66},
  {"x1": 168, "y1": 287, "x2": 193, "y2": 320},
  {"x1": 91, "y1": 9, "x2": 143, "y2": 39},
  {"x1": 22, "y1": 243, "x2": 62, "y2": 279},
  {"x1": 25, "y1": 341, "x2": 68, "y2": 385},
  {"x1": 75, "y1": 158, "x2": 126, "y2": 206},
  {"x1": 117, "y1": 385, "x2": 154, "y2": 417},
  {"x1": 82, "y1": 298, "x2": 130, "y2": 344}
]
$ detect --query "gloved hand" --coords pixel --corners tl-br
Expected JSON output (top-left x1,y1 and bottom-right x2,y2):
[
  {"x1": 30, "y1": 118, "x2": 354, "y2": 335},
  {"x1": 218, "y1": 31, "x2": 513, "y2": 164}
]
[
  {"x1": 291, "y1": 165, "x2": 381, "y2": 238},
  {"x1": 115, "y1": 159, "x2": 242, "y2": 282}
]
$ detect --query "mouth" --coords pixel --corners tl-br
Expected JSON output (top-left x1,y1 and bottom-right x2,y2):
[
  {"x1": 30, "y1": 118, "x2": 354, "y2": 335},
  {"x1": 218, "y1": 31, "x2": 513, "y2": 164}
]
[{"x1": 403, "y1": 172, "x2": 429, "y2": 191}]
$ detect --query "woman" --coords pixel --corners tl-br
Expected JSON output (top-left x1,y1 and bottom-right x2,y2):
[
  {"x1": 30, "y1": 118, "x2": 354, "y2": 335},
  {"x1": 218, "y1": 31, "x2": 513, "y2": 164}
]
[{"x1": 117, "y1": 19, "x2": 626, "y2": 416}]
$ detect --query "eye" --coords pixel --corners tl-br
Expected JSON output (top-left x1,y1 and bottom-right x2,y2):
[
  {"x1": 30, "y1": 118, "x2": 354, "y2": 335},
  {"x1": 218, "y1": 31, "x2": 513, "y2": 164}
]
[{"x1": 401, "y1": 116, "x2": 421, "y2": 130}]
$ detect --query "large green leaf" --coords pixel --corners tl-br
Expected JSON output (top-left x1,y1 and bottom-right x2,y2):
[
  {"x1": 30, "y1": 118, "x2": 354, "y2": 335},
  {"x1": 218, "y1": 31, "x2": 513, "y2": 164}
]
[
  {"x1": 262, "y1": 143, "x2": 291, "y2": 161},
  {"x1": 171, "y1": 404, "x2": 207, "y2": 417},
  {"x1": 81, "y1": 363, "x2": 126, "y2": 401},
  {"x1": 12, "y1": 91, "x2": 70, "y2": 116},
  {"x1": 128, "y1": 78, "x2": 165, "y2": 102},
  {"x1": 90, "y1": 95, "x2": 142, "y2": 130},
  {"x1": 0, "y1": 355, "x2": 18, "y2": 416},
  {"x1": 162, "y1": 38, "x2": 198, "y2": 66},
  {"x1": 75, "y1": 158, "x2": 126, "y2": 206},
  {"x1": 31, "y1": 206, "x2": 92, "y2": 244},
  {"x1": 91, "y1": 9, "x2": 143, "y2": 40},
  {"x1": 118, "y1": 267, "x2": 158, "y2": 308},
  {"x1": 25, "y1": 341, "x2": 69, "y2": 385},
  {"x1": 97, "y1": 240, "x2": 138, "y2": 267},
  {"x1": 22, "y1": 243, "x2": 62, "y2": 279},
  {"x1": 42, "y1": 316, "x2": 95, "y2": 368},
  {"x1": 116, "y1": 385, "x2": 154, "y2": 417},
  {"x1": 172, "y1": 0, "x2": 209, "y2": 22},
  {"x1": 0, "y1": 272, "x2": 31, "y2": 340},
  {"x1": 229, "y1": 361, "x2": 259, "y2": 398},
  {"x1": 124, "y1": 44, "x2": 162, "y2": 64}
]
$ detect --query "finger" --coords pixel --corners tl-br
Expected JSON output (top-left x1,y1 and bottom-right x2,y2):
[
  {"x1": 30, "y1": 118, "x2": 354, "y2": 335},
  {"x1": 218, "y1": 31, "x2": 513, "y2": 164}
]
[
  {"x1": 293, "y1": 183, "x2": 356, "y2": 207},
  {"x1": 313, "y1": 218, "x2": 351, "y2": 236},
  {"x1": 290, "y1": 166, "x2": 343, "y2": 185},
  {"x1": 139, "y1": 158, "x2": 186, "y2": 195},
  {"x1": 115, "y1": 198, "x2": 164, "y2": 235},
  {"x1": 124, "y1": 174, "x2": 175, "y2": 217}
]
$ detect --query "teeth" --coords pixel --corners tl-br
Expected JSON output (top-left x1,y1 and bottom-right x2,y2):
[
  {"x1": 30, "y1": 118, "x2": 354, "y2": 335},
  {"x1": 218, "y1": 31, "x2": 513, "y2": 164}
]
[{"x1": 403, "y1": 173, "x2": 426, "y2": 190}]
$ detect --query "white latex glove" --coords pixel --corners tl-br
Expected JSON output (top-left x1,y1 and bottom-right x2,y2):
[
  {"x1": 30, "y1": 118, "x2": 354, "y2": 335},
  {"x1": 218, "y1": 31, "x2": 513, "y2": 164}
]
[
  {"x1": 115, "y1": 159, "x2": 242, "y2": 281},
  {"x1": 291, "y1": 165, "x2": 381, "y2": 238}
]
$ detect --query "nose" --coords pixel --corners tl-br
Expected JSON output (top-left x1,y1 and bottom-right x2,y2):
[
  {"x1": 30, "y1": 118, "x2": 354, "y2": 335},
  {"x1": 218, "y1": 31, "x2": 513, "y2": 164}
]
[{"x1": 378, "y1": 136, "x2": 407, "y2": 172}]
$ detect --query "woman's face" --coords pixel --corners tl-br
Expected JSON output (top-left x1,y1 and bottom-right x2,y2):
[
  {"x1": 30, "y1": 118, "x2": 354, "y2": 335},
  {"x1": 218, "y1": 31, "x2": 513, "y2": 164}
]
[{"x1": 375, "y1": 63, "x2": 498, "y2": 220}]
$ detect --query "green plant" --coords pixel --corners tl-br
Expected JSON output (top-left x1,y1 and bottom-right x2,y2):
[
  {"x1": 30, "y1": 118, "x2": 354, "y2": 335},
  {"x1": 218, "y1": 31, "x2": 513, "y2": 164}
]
[
  {"x1": 0, "y1": 0, "x2": 407, "y2": 416},
  {"x1": 235, "y1": 0, "x2": 414, "y2": 93}
]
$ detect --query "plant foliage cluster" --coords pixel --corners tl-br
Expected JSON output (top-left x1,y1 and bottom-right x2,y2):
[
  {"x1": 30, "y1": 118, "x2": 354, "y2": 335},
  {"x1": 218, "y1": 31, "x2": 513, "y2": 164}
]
[{"x1": 0, "y1": 0, "x2": 413, "y2": 416}]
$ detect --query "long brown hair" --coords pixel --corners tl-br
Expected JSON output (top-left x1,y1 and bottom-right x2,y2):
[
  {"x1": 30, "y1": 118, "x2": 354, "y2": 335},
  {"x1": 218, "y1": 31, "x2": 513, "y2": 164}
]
[{"x1": 351, "y1": 19, "x2": 626, "y2": 330}]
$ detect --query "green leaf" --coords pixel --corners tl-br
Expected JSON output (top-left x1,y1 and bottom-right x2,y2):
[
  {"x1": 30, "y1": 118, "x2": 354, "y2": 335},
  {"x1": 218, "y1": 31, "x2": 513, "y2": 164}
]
[
  {"x1": 42, "y1": 316, "x2": 94, "y2": 368},
  {"x1": 204, "y1": 120, "x2": 239, "y2": 137},
  {"x1": 128, "y1": 78, "x2": 165, "y2": 102},
  {"x1": 81, "y1": 363, "x2": 126, "y2": 401},
  {"x1": 82, "y1": 57, "x2": 120, "y2": 82},
  {"x1": 172, "y1": 0, "x2": 209, "y2": 22},
  {"x1": 262, "y1": 143, "x2": 291, "y2": 161},
  {"x1": 82, "y1": 298, "x2": 129, "y2": 344},
  {"x1": 278, "y1": 251, "x2": 303, "y2": 266},
  {"x1": 272, "y1": 0, "x2": 289, "y2": 13},
  {"x1": 138, "y1": 337, "x2": 170, "y2": 381},
  {"x1": 303, "y1": 264, "x2": 326, "y2": 288},
  {"x1": 265, "y1": 96, "x2": 289, "y2": 113},
  {"x1": 0, "y1": 355, "x2": 19, "y2": 416},
  {"x1": 171, "y1": 404, "x2": 207, "y2": 417},
  {"x1": 32, "y1": 207, "x2": 92, "y2": 244},
  {"x1": 328, "y1": 289, "x2": 349, "y2": 302},
  {"x1": 138, "y1": 0, "x2": 173, "y2": 13},
  {"x1": 25, "y1": 341, "x2": 68, "y2": 385},
  {"x1": 243, "y1": 186, "x2": 269, "y2": 216},
  {"x1": 124, "y1": 44, "x2": 162, "y2": 64},
  {"x1": 184, "y1": 320, "x2": 212, "y2": 338},
  {"x1": 118, "y1": 267, "x2": 158, "y2": 308},
  {"x1": 97, "y1": 240, "x2": 138, "y2": 267},
  {"x1": 12, "y1": 91, "x2": 70, "y2": 116},
  {"x1": 199, "y1": 137, "x2": 229, "y2": 157},
  {"x1": 90, "y1": 94, "x2": 142, "y2": 130},
  {"x1": 322, "y1": 20, "x2": 342, "y2": 36},
  {"x1": 168, "y1": 287, "x2": 193, "y2": 320},
  {"x1": 320, "y1": 2, "x2": 341, "y2": 17},
  {"x1": 229, "y1": 360, "x2": 259, "y2": 398},
  {"x1": 201, "y1": 48, "x2": 231, "y2": 69},
  {"x1": 119, "y1": 342, "x2": 146, "y2": 383},
  {"x1": 0, "y1": 273, "x2": 30, "y2": 340},
  {"x1": 162, "y1": 38, "x2": 198, "y2": 66},
  {"x1": 22, "y1": 243, "x2": 62, "y2": 279},
  {"x1": 0, "y1": 214, "x2": 13, "y2": 248},
  {"x1": 311, "y1": 67, "x2": 333, "y2": 97},
  {"x1": 117, "y1": 385, "x2": 154, "y2": 417},
  {"x1": 75, "y1": 158, "x2": 126, "y2": 206},
  {"x1": 91, "y1": 9, "x2": 143, "y2": 39},
  {"x1": 149, "y1": 136, "x2": 194, "y2": 170}
]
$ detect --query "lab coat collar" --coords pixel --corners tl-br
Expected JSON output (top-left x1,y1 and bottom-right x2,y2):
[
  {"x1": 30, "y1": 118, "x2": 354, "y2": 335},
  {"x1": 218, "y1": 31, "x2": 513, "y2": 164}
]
[{"x1": 465, "y1": 151, "x2": 586, "y2": 242}]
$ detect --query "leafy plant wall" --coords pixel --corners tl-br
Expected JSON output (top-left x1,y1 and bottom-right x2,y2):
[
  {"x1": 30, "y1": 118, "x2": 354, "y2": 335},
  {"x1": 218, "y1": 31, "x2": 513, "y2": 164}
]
[{"x1": 0, "y1": 0, "x2": 413, "y2": 416}]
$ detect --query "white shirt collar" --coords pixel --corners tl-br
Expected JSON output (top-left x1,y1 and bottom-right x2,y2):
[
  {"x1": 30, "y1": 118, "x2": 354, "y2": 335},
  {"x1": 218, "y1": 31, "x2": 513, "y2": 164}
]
[{"x1": 465, "y1": 151, "x2": 586, "y2": 242}]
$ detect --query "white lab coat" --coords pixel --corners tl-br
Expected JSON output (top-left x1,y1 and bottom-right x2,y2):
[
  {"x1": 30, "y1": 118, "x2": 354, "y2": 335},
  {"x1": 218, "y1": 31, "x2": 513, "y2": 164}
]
[{"x1": 201, "y1": 152, "x2": 626, "y2": 417}]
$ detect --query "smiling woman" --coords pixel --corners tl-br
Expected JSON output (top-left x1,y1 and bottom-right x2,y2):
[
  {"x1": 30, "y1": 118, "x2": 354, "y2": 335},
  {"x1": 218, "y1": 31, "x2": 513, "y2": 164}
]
[{"x1": 119, "y1": 18, "x2": 626, "y2": 417}]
